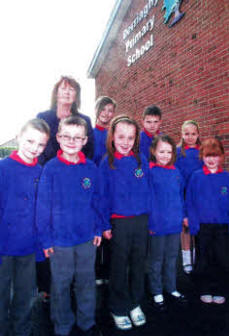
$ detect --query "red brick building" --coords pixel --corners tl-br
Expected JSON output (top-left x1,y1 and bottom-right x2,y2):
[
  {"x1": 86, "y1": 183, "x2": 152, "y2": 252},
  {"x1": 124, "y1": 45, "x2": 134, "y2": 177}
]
[{"x1": 88, "y1": 0, "x2": 229, "y2": 166}]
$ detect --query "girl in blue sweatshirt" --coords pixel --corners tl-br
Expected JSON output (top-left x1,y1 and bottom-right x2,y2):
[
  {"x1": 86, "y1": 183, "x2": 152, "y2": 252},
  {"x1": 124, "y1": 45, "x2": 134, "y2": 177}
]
[
  {"x1": 93, "y1": 96, "x2": 116, "y2": 166},
  {"x1": 186, "y1": 138, "x2": 229, "y2": 304},
  {"x1": 93, "y1": 96, "x2": 116, "y2": 286},
  {"x1": 176, "y1": 120, "x2": 203, "y2": 274},
  {"x1": 148, "y1": 135, "x2": 187, "y2": 311},
  {"x1": 0, "y1": 119, "x2": 50, "y2": 336},
  {"x1": 99, "y1": 115, "x2": 150, "y2": 330}
]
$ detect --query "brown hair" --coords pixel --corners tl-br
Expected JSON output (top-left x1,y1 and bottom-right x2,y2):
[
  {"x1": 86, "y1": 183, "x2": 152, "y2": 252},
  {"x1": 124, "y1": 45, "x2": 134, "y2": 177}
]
[
  {"x1": 143, "y1": 105, "x2": 162, "y2": 120},
  {"x1": 51, "y1": 76, "x2": 81, "y2": 113},
  {"x1": 177, "y1": 120, "x2": 201, "y2": 156},
  {"x1": 149, "y1": 135, "x2": 177, "y2": 165},
  {"x1": 106, "y1": 115, "x2": 141, "y2": 169},
  {"x1": 200, "y1": 137, "x2": 224, "y2": 160},
  {"x1": 95, "y1": 96, "x2": 116, "y2": 120},
  {"x1": 58, "y1": 116, "x2": 88, "y2": 135}
]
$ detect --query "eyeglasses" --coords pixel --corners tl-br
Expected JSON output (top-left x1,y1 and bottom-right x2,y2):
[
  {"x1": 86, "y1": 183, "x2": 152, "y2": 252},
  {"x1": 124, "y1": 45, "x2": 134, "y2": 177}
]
[{"x1": 59, "y1": 134, "x2": 86, "y2": 143}]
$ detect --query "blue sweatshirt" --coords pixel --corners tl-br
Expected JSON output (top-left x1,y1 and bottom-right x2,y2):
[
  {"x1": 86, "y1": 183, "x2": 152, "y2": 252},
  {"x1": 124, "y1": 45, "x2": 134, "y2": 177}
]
[
  {"x1": 99, "y1": 152, "x2": 151, "y2": 230},
  {"x1": 36, "y1": 151, "x2": 102, "y2": 249},
  {"x1": 0, "y1": 152, "x2": 42, "y2": 257},
  {"x1": 149, "y1": 163, "x2": 184, "y2": 235},
  {"x1": 93, "y1": 125, "x2": 107, "y2": 166},
  {"x1": 140, "y1": 130, "x2": 154, "y2": 160},
  {"x1": 37, "y1": 109, "x2": 94, "y2": 164},
  {"x1": 186, "y1": 166, "x2": 229, "y2": 235},
  {"x1": 175, "y1": 146, "x2": 203, "y2": 188}
]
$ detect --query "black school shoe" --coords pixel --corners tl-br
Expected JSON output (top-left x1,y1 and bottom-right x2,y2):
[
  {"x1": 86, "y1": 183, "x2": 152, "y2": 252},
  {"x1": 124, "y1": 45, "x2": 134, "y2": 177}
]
[
  {"x1": 150, "y1": 294, "x2": 167, "y2": 312},
  {"x1": 167, "y1": 291, "x2": 188, "y2": 304},
  {"x1": 81, "y1": 325, "x2": 102, "y2": 336},
  {"x1": 153, "y1": 300, "x2": 167, "y2": 312}
]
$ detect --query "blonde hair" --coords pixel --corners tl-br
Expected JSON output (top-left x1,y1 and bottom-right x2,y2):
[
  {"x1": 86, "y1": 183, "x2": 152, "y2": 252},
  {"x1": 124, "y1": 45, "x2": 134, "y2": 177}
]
[
  {"x1": 178, "y1": 120, "x2": 201, "y2": 156},
  {"x1": 20, "y1": 118, "x2": 50, "y2": 137}
]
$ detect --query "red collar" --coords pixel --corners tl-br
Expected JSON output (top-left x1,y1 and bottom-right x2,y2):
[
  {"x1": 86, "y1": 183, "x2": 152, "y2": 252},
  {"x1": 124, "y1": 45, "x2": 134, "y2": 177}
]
[
  {"x1": 143, "y1": 128, "x2": 160, "y2": 138},
  {"x1": 184, "y1": 144, "x2": 200, "y2": 150},
  {"x1": 10, "y1": 150, "x2": 38, "y2": 167},
  {"x1": 95, "y1": 124, "x2": 106, "y2": 131},
  {"x1": 203, "y1": 165, "x2": 223, "y2": 175},
  {"x1": 149, "y1": 162, "x2": 175, "y2": 170},
  {"x1": 57, "y1": 150, "x2": 86, "y2": 165},
  {"x1": 114, "y1": 151, "x2": 134, "y2": 160}
]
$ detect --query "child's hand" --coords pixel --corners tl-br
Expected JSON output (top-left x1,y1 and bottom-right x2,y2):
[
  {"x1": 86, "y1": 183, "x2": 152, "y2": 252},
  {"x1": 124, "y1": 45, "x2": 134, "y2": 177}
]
[
  {"x1": 93, "y1": 236, "x2": 102, "y2": 247},
  {"x1": 103, "y1": 230, "x2": 112, "y2": 240},
  {"x1": 183, "y1": 218, "x2": 189, "y2": 227},
  {"x1": 43, "y1": 247, "x2": 54, "y2": 258},
  {"x1": 149, "y1": 230, "x2": 155, "y2": 235}
]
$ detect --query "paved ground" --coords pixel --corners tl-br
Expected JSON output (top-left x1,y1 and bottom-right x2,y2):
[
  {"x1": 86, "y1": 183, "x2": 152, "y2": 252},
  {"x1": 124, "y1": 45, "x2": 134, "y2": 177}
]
[{"x1": 31, "y1": 270, "x2": 229, "y2": 336}]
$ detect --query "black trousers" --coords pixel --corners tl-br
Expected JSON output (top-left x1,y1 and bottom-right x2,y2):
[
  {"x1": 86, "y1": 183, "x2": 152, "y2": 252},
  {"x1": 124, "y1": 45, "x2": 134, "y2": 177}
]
[
  {"x1": 36, "y1": 258, "x2": 51, "y2": 294},
  {"x1": 109, "y1": 214, "x2": 148, "y2": 315},
  {"x1": 95, "y1": 239, "x2": 111, "y2": 280},
  {"x1": 194, "y1": 223, "x2": 229, "y2": 296}
]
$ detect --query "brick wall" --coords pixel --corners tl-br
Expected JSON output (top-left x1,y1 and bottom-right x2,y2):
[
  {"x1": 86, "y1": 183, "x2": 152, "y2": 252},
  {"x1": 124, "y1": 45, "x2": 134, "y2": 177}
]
[{"x1": 95, "y1": 0, "x2": 229, "y2": 167}]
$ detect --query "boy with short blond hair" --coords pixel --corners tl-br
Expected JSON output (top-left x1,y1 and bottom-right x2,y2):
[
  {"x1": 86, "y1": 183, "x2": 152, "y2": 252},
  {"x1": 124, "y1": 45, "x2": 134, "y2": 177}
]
[
  {"x1": 0, "y1": 118, "x2": 50, "y2": 336},
  {"x1": 37, "y1": 116, "x2": 102, "y2": 336}
]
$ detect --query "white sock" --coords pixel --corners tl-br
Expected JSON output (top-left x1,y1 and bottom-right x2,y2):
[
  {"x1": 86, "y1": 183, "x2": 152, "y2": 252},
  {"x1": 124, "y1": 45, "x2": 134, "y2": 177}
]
[
  {"x1": 154, "y1": 294, "x2": 164, "y2": 303},
  {"x1": 182, "y1": 250, "x2": 191, "y2": 266},
  {"x1": 171, "y1": 290, "x2": 181, "y2": 297}
]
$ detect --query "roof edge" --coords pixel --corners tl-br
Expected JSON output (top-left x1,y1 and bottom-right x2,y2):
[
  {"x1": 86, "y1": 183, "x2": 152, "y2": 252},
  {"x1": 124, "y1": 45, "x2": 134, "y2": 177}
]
[{"x1": 87, "y1": 0, "x2": 131, "y2": 78}]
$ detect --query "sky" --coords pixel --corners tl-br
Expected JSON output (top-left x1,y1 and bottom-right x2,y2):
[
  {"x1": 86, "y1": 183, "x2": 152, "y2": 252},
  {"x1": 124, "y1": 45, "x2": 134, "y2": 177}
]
[{"x1": 0, "y1": 0, "x2": 117, "y2": 144}]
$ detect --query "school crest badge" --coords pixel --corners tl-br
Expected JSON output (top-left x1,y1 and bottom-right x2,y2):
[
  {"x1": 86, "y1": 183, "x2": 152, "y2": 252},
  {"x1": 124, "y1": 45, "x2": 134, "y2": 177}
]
[
  {"x1": 82, "y1": 177, "x2": 91, "y2": 189},
  {"x1": 221, "y1": 186, "x2": 228, "y2": 195},
  {"x1": 134, "y1": 168, "x2": 144, "y2": 178}
]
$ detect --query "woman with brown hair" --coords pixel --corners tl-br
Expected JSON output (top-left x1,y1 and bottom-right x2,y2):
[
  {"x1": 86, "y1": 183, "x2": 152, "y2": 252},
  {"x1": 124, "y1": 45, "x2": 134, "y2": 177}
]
[
  {"x1": 36, "y1": 76, "x2": 94, "y2": 303},
  {"x1": 37, "y1": 76, "x2": 94, "y2": 165}
]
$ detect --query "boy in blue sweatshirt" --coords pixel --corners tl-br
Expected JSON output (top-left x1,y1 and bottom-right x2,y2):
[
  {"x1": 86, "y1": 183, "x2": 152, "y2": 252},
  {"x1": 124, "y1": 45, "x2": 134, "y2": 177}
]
[
  {"x1": 37, "y1": 116, "x2": 102, "y2": 336},
  {"x1": 0, "y1": 119, "x2": 50, "y2": 336},
  {"x1": 186, "y1": 138, "x2": 229, "y2": 304},
  {"x1": 140, "y1": 105, "x2": 162, "y2": 160}
]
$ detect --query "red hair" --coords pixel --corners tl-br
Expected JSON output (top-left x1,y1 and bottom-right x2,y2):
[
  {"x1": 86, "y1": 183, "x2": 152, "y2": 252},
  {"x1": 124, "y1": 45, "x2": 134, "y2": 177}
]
[{"x1": 200, "y1": 138, "x2": 224, "y2": 159}]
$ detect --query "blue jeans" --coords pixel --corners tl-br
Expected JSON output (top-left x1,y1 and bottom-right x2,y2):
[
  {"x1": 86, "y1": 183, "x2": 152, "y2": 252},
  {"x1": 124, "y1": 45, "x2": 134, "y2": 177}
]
[
  {"x1": 0, "y1": 254, "x2": 35, "y2": 336},
  {"x1": 50, "y1": 241, "x2": 96, "y2": 335},
  {"x1": 148, "y1": 234, "x2": 180, "y2": 295}
]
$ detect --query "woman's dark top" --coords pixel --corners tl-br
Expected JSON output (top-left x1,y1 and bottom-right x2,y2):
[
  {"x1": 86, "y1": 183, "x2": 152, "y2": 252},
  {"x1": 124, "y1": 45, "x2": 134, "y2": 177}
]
[{"x1": 37, "y1": 109, "x2": 94, "y2": 165}]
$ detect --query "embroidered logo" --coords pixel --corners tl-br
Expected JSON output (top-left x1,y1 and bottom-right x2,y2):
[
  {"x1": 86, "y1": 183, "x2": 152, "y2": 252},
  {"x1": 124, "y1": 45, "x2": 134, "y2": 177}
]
[
  {"x1": 82, "y1": 177, "x2": 91, "y2": 189},
  {"x1": 134, "y1": 168, "x2": 144, "y2": 178},
  {"x1": 221, "y1": 186, "x2": 228, "y2": 195}
]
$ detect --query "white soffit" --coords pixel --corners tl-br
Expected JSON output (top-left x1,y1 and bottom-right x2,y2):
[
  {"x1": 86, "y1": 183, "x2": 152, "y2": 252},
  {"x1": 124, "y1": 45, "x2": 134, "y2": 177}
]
[{"x1": 87, "y1": 0, "x2": 132, "y2": 78}]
